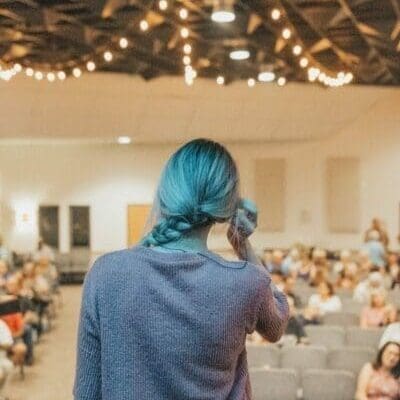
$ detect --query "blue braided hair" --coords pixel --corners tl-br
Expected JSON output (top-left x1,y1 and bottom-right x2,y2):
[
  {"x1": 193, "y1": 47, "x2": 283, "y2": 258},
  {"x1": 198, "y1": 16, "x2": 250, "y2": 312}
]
[{"x1": 141, "y1": 139, "x2": 240, "y2": 247}]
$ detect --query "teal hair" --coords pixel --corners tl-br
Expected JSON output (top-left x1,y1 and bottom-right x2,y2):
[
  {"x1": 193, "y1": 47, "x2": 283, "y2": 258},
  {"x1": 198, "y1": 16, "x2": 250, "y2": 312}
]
[{"x1": 141, "y1": 139, "x2": 240, "y2": 247}]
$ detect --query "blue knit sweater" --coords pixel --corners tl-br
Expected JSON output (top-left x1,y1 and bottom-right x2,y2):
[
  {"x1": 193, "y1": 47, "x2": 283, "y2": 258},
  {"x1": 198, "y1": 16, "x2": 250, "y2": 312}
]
[{"x1": 74, "y1": 246, "x2": 289, "y2": 400}]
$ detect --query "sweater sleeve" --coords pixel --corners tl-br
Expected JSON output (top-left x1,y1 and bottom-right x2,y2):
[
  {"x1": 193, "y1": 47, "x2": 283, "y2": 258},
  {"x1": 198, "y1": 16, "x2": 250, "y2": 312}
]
[
  {"x1": 255, "y1": 271, "x2": 290, "y2": 343},
  {"x1": 73, "y1": 263, "x2": 102, "y2": 400}
]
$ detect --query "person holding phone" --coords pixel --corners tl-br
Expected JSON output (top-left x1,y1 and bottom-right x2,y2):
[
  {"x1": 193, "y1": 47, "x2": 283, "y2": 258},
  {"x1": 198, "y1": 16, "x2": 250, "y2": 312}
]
[{"x1": 74, "y1": 139, "x2": 289, "y2": 400}]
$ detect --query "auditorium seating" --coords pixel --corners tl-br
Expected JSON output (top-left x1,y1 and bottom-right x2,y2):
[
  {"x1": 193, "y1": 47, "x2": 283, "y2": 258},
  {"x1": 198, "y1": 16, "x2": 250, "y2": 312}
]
[
  {"x1": 327, "y1": 347, "x2": 375, "y2": 376},
  {"x1": 250, "y1": 368, "x2": 298, "y2": 400},
  {"x1": 302, "y1": 369, "x2": 356, "y2": 400},
  {"x1": 323, "y1": 311, "x2": 359, "y2": 327},
  {"x1": 304, "y1": 325, "x2": 345, "y2": 349}
]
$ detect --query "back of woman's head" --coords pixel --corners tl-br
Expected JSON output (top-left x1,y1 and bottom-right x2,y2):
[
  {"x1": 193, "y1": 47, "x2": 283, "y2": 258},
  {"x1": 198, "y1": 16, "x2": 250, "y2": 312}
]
[{"x1": 142, "y1": 139, "x2": 240, "y2": 247}]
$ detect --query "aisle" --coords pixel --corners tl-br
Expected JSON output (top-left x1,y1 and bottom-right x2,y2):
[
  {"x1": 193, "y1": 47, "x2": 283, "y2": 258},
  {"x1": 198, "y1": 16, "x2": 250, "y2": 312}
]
[{"x1": 6, "y1": 285, "x2": 82, "y2": 400}]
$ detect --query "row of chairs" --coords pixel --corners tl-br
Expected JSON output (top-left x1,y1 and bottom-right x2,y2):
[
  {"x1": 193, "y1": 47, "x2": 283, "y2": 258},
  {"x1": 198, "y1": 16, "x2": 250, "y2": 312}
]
[
  {"x1": 305, "y1": 325, "x2": 384, "y2": 349},
  {"x1": 250, "y1": 368, "x2": 356, "y2": 400},
  {"x1": 247, "y1": 344, "x2": 375, "y2": 381}
]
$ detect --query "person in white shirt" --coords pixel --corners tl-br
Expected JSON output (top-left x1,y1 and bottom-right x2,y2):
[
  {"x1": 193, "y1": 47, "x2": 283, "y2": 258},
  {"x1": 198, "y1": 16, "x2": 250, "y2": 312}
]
[
  {"x1": 304, "y1": 281, "x2": 342, "y2": 321},
  {"x1": 354, "y1": 271, "x2": 385, "y2": 304},
  {"x1": 0, "y1": 319, "x2": 13, "y2": 392}
]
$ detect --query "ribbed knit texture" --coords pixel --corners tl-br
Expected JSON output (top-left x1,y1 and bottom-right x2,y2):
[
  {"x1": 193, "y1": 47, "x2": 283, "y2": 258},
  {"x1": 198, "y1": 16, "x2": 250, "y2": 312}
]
[{"x1": 74, "y1": 245, "x2": 289, "y2": 400}]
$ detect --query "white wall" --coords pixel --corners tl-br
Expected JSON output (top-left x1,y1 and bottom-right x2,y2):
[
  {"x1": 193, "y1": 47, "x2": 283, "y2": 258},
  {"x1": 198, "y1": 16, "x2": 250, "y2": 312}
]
[{"x1": 1, "y1": 115, "x2": 400, "y2": 254}]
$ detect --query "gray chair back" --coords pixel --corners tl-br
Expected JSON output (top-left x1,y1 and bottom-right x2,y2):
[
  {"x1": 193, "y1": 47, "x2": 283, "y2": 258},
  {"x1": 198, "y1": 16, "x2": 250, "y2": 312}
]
[
  {"x1": 302, "y1": 369, "x2": 356, "y2": 400},
  {"x1": 250, "y1": 368, "x2": 298, "y2": 400}
]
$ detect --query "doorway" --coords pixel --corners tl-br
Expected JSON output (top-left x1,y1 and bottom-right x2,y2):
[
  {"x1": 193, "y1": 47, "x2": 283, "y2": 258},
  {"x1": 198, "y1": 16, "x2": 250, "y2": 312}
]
[{"x1": 127, "y1": 204, "x2": 152, "y2": 246}]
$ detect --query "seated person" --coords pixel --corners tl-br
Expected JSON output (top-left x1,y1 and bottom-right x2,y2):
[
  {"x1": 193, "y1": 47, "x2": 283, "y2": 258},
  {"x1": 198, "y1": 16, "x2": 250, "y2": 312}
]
[
  {"x1": 265, "y1": 250, "x2": 284, "y2": 274},
  {"x1": 283, "y1": 276, "x2": 302, "y2": 308},
  {"x1": 333, "y1": 249, "x2": 358, "y2": 276},
  {"x1": 360, "y1": 289, "x2": 397, "y2": 329},
  {"x1": 379, "y1": 322, "x2": 400, "y2": 349},
  {"x1": 280, "y1": 295, "x2": 307, "y2": 345},
  {"x1": 3, "y1": 275, "x2": 35, "y2": 365},
  {"x1": 0, "y1": 261, "x2": 9, "y2": 295},
  {"x1": 281, "y1": 248, "x2": 302, "y2": 277},
  {"x1": 355, "y1": 341, "x2": 400, "y2": 400},
  {"x1": 296, "y1": 254, "x2": 312, "y2": 282},
  {"x1": 336, "y1": 265, "x2": 358, "y2": 291},
  {"x1": 362, "y1": 230, "x2": 386, "y2": 271},
  {"x1": 303, "y1": 281, "x2": 342, "y2": 322},
  {"x1": 354, "y1": 271, "x2": 385, "y2": 304},
  {"x1": 0, "y1": 319, "x2": 13, "y2": 392},
  {"x1": 387, "y1": 252, "x2": 400, "y2": 289}
]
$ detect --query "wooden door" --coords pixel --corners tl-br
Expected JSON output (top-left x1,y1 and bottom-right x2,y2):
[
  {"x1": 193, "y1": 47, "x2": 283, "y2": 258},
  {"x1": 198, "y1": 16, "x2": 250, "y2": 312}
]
[{"x1": 127, "y1": 204, "x2": 152, "y2": 246}]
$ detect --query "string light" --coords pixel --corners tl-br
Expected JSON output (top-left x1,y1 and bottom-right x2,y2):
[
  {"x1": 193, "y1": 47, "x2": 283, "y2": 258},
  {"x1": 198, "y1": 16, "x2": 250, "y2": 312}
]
[
  {"x1": 47, "y1": 72, "x2": 55, "y2": 82},
  {"x1": 140, "y1": 20, "x2": 149, "y2": 31},
  {"x1": 300, "y1": 57, "x2": 309, "y2": 68},
  {"x1": 183, "y1": 44, "x2": 192, "y2": 54},
  {"x1": 180, "y1": 27, "x2": 189, "y2": 38},
  {"x1": 282, "y1": 28, "x2": 292, "y2": 39},
  {"x1": 277, "y1": 76, "x2": 286, "y2": 86},
  {"x1": 34, "y1": 71, "x2": 43, "y2": 80},
  {"x1": 247, "y1": 78, "x2": 255, "y2": 87},
  {"x1": 216, "y1": 75, "x2": 225, "y2": 85},
  {"x1": 179, "y1": 8, "x2": 188, "y2": 20},
  {"x1": 26, "y1": 68, "x2": 34, "y2": 77},
  {"x1": 183, "y1": 56, "x2": 191, "y2": 65},
  {"x1": 57, "y1": 71, "x2": 66, "y2": 80},
  {"x1": 103, "y1": 51, "x2": 113, "y2": 62},
  {"x1": 158, "y1": 0, "x2": 168, "y2": 10},
  {"x1": 86, "y1": 61, "x2": 96, "y2": 72},
  {"x1": 72, "y1": 67, "x2": 82, "y2": 78},
  {"x1": 271, "y1": 9, "x2": 281, "y2": 21},
  {"x1": 14, "y1": 63, "x2": 22, "y2": 72},
  {"x1": 119, "y1": 37, "x2": 129, "y2": 49},
  {"x1": 293, "y1": 45, "x2": 302, "y2": 56}
]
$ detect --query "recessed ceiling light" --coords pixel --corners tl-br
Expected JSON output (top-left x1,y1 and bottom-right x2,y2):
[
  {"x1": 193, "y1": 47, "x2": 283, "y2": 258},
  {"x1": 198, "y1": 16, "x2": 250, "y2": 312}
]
[
  {"x1": 117, "y1": 136, "x2": 131, "y2": 144},
  {"x1": 258, "y1": 71, "x2": 275, "y2": 82},
  {"x1": 229, "y1": 49, "x2": 250, "y2": 60}
]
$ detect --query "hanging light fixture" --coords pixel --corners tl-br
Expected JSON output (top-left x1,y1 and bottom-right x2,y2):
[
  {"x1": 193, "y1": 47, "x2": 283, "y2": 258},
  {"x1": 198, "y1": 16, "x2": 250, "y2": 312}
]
[
  {"x1": 211, "y1": 0, "x2": 236, "y2": 23},
  {"x1": 229, "y1": 49, "x2": 250, "y2": 60}
]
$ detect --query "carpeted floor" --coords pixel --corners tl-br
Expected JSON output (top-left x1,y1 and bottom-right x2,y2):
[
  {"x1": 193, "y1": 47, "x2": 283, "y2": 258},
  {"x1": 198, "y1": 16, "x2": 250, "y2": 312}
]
[{"x1": 6, "y1": 285, "x2": 82, "y2": 400}]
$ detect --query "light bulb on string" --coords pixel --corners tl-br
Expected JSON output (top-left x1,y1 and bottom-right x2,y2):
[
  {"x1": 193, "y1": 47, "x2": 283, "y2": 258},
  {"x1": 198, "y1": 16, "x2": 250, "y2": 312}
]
[
  {"x1": 119, "y1": 37, "x2": 129, "y2": 49},
  {"x1": 216, "y1": 75, "x2": 225, "y2": 85},
  {"x1": 293, "y1": 45, "x2": 302, "y2": 56},
  {"x1": 34, "y1": 71, "x2": 43, "y2": 80},
  {"x1": 158, "y1": 0, "x2": 168, "y2": 11},
  {"x1": 140, "y1": 20, "x2": 149, "y2": 31},
  {"x1": 103, "y1": 51, "x2": 113, "y2": 62},
  {"x1": 271, "y1": 9, "x2": 281, "y2": 21},
  {"x1": 72, "y1": 67, "x2": 82, "y2": 78},
  {"x1": 47, "y1": 72, "x2": 55, "y2": 82},
  {"x1": 26, "y1": 68, "x2": 34, "y2": 77},
  {"x1": 247, "y1": 78, "x2": 255, "y2": 87},
  {"x1": 299, "y1": 57, "x2": 309, "y2": 68},
  {"x1": 179, "y1": 8, "x2": 188, "y2": 20},
  {"x1": 183, "y1": 43, "x2": 192, "y2": 54},
  {"x1": 180, "y1": 27, "x2": 189, "y2": 38},
  {"x1": 183, "y1": 56, "x2": 191, "y2": 65},
  {"x1": 277, "y1": 77, "x2": 286, "y2": 86},
  {"x1": 57, "y1": 71, "x2": 66, "y2": 80},
  {"x1": 86, "y1": 61, "x2": 96, "y2": 72},
  {"x1": 282, "y1": 28, "x2": 292, "y2": 40}
]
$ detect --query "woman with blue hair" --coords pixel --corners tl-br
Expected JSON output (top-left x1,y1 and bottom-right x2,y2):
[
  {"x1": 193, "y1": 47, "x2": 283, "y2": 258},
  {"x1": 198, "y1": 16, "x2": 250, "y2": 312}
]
[{"x1": 74, "y1": 138, "x2": 289, "y2": 400}]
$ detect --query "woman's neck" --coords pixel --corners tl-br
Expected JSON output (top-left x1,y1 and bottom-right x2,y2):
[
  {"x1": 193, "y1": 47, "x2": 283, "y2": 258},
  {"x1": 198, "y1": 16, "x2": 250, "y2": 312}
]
[{"x1": 155, "y1": 225, "x2": 211, "y2": 253}]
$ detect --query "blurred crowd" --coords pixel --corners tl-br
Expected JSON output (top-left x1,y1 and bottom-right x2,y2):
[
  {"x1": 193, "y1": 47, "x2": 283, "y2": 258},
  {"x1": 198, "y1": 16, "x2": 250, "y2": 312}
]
[
  {"x1": 248, "y1": 218, "x2": 400, "y2": 400},
  {"x1": 0, "y1": 238, "x2": 60, "y2": 399}
]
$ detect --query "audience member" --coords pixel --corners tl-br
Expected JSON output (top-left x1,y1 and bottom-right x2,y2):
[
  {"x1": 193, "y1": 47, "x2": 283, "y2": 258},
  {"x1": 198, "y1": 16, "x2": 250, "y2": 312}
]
[
  {"x1": 355, "y1": 341, "x2": 400, "y2": 400},
  {"x1": 304, "y1": 281, "x2": 342, "y2": 322},
  {"x1": 379, "y1": 322, "x2": 400, "y2": 349},
  {"x1": 265, "y1": 250, "x2": 284, "y2": 274},
  {"x1": 363, "y1": 230, "x2": 386, "y2": 270},
  {"x1": 364, "y1": 218, "x2": 390, "y2": 248},
  {"x1": 336, "y1": 266, "x2": 358, "y2": 290},
  {"x1": 387, "y1": 252, "x2": 400, "y2": 289},
  {"x1": 0, "y1": 319, "x2": 13, "y2": 393},
  {"x1": 281, "y1": 296, "x2": 307, "y2": 345},
  {"x1": 360, "y1": 289, "x2": 397, "y2": 329},
  {"x1": 354, "y1": 271, "x2": 385, "y2": 304},
  {"x1": 33, "y1": 238, "x2": 55, "y2": 263}
]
